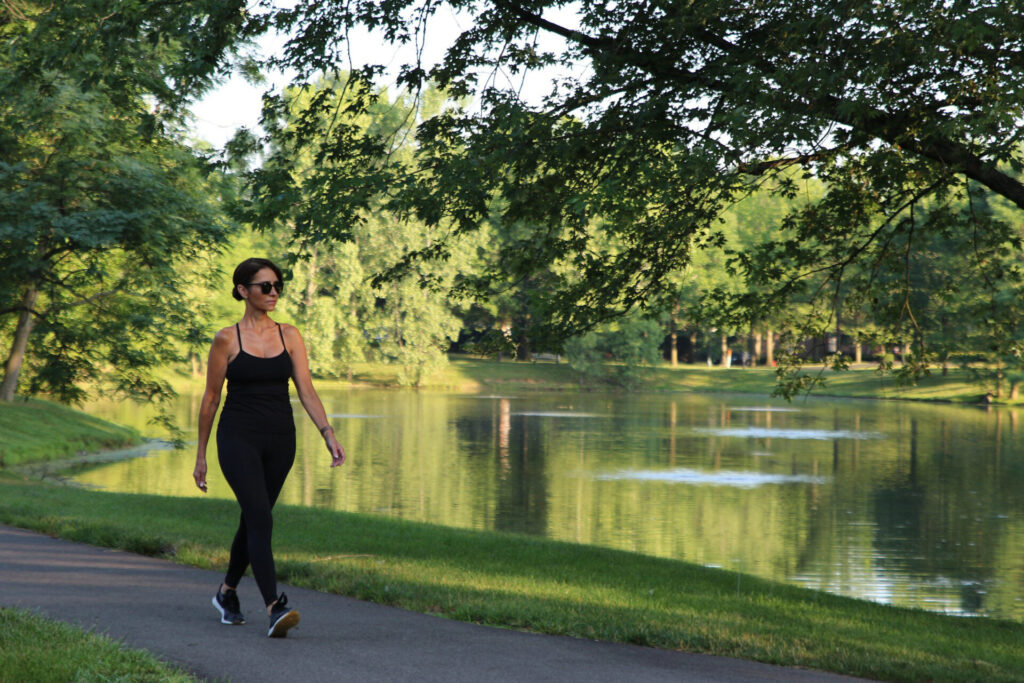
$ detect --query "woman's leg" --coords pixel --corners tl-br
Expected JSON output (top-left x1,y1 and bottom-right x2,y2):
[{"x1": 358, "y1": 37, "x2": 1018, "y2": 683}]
[
  {"x1": 217, "y1": 432, "x2": 279, "y2": 606},
  {"x1": 258, "y1": 432, "x2": 296, "y2": 610},
  {"x1": 217, "y1": 429, "x2": 297, "y2": 607},
  {"x1": 223, "y1": 514, "x2": 249, "y2": 590}
]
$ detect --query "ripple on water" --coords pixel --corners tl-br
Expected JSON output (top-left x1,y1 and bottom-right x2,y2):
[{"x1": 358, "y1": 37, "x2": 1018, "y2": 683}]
[
  {"x1": 728, "y1": 407, "x2": 802, "y2": 412},
  {"x1": 595, "y1": 468, "x2": 829, "y2": 488},
  {"x1": 693, "y1": 426, "x2": 882, "y2": 440}
]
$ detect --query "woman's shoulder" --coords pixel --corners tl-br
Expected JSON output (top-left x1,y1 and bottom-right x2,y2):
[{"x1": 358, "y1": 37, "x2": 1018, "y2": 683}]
[
  {"x1": 212, "y1": 325, "x2": 239, "y2": 347},
  {"x1": 278, "y1": 322, "x2": 302, "y2": 338}
]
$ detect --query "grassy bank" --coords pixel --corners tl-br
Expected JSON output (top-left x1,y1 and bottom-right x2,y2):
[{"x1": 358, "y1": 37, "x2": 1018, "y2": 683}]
[
  {"x1": 165, "y1": 355, "x2": 998, "y2": 403},
  {"x1": 1, "y1": 476, "x2": 1021, "y2": 682},
  {"x1": 0, "y1": 398, "x2": 140, "y2": 467},
  {"x1": 0, "y1": 607, "x2": 193, "y2": 681}
]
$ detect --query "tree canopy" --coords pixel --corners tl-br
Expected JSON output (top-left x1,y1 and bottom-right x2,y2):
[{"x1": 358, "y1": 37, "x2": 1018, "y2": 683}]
[
  {"x1": 238, "y1": 0, "x2": 1024, "y2": 373},
  {"x1": 0, "y1": 1, "x2": 244, "y2": 406}
]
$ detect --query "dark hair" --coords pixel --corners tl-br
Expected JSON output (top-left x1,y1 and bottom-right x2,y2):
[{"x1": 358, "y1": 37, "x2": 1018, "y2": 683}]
[{"x1": 232, "y1": 258, "x2": 284, "y2": 301}]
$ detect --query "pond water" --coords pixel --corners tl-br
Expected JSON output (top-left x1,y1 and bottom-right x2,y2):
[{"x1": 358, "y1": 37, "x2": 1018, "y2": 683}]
[{"x1": 77, "y1": 389, "x2": 1024, "y2": 620}]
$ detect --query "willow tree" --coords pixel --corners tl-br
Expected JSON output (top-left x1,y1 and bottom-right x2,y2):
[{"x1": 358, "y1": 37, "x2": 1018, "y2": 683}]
[{"x1": 235, "y1": 0, "x2": 1024, "y2": 389}]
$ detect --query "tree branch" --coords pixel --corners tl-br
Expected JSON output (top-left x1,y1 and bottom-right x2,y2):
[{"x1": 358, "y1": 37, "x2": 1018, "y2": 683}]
[{"x1": 497, "y1": 2, "x2": 1024, "y2": 209}]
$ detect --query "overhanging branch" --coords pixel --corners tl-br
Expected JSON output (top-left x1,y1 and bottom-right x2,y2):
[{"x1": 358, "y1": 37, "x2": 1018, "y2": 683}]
[{"x1": 497, "y1": 1, "x2": 1024, "y2": 210}]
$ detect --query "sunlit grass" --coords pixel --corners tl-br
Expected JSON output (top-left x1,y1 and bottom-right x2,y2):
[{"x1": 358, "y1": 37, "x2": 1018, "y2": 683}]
[
  {"x1": 1, "y1": 477, "x2": 1020, "y2": 682},
  {"x1": 0, "y1": 607, "x2": 194, "y2": 682},
  {"x1": 157, "y1": 354, "x2": 1009, "y2": 404},
  {"x1": 0, "y1": 398, "x2": 140, "y2": 467}
]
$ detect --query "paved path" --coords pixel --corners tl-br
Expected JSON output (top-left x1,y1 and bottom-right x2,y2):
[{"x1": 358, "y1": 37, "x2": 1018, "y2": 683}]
[{"x1": 0, "y1": 525, "x2": 868, "y2": 682}]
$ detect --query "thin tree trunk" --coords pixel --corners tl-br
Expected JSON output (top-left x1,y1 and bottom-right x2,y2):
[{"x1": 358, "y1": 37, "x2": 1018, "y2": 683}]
[
  {"x1": 854, "y1": 339, "x2": 862, "y2": 364},
  {"x1": 721, "y1": 334, "x2": 730, "y2": 367},
  {"x1": 670, "y1": 303, "x2": 679, "y2": 367},
  {"x1": 304, "y1": 250, "x2": 318, "y2": 308},
  {"x1": 765, "y1": 328, "x2": 774, "y2": 366},
  {"x1": 1, "y1": 288, "x2": 39, "y2": 402}
]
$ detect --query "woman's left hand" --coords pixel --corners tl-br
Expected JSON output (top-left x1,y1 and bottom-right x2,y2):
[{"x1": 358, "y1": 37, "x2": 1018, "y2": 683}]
[{"x1": 325, "y1": 433, "x2": 346, "y2": 468}]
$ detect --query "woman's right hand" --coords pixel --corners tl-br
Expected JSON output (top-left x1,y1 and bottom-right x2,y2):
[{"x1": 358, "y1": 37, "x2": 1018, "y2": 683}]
[{"x1": 193, "y1": 456, "x2": 208, "y2": 492}]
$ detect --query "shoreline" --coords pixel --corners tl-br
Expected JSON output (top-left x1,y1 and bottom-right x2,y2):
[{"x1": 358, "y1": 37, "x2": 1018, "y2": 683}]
[
  {"x1": 2, "y1": 397, "x2": 1022, "y2": 680},
  {"x1": 158, "y1": 356, "x2": 1011, "y2": 406}
]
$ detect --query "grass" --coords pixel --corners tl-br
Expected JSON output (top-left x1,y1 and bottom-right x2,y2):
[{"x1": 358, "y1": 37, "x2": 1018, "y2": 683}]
[
  {"x1": 0, "y1": 607, "x2": 194, "y2": 682},
  {"x1": 327, "y1": 356, "x2": 1002, "y2": 404},
  {"x1": 0, "y1": 397, "x2": 140, "y2": 467},
  {"x1": 165, "y1": 354, "x2": 1001, "y2": 403},
  {"x1": 0, "y1": 476, "x2": 1021, "y2": 682}
]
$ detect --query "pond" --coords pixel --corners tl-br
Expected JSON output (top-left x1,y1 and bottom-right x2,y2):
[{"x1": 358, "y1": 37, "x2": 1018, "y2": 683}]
[{"x1": 77, "y1": 388, "x2": 1024, "y2": 620}]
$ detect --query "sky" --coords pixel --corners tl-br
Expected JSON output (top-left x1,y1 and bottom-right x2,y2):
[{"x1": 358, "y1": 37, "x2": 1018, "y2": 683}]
[{"x1": 187, "y1": 5, "x2": 581, "y2": 149}]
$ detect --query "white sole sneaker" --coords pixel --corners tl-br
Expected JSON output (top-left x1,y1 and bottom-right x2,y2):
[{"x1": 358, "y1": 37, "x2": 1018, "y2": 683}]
[
  {"x1": 211, "y1": 593, "x2": 244, "y2": 625},
  {"x1": 268, "y1": 609, "x2": 300, "y2": 638}
]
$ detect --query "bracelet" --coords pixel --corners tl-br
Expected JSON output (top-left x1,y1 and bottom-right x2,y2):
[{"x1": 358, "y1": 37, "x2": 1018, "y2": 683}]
[{"x1": 319, "y1": 424, "x2": 333, "y2": 436}]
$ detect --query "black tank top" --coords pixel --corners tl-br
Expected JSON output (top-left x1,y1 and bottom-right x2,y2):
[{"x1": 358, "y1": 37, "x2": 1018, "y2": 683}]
[{"x1": 221, "y1": 323, "x2": 294, "y2": 434}]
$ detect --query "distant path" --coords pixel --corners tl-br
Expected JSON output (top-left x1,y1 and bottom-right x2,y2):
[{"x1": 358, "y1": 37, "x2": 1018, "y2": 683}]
[{"x1": 0, "y1": 525, "x2": 869, "y2": 682}]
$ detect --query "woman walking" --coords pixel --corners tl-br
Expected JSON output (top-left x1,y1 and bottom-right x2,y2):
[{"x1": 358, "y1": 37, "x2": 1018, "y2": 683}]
[{"x1": 193, "y1": 257, "x2": 345, "y2": 637}]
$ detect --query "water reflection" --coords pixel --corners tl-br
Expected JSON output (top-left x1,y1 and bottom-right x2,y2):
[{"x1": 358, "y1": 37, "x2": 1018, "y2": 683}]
[
  {"x1": 77, "y1": 390, "x2": 1024, "y2": 620},
  {"x1": 595, "y1": 468, "x2": 830, "y2": 487}
]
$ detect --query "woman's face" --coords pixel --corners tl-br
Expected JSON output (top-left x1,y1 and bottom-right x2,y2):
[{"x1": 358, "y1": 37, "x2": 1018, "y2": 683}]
[{"x1": 239, "y1": 267, "x2": 282, "y2": 311}]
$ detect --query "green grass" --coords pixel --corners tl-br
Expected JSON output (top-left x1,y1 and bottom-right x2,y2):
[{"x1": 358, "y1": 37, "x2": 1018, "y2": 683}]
[
  {"x1": 0, "y1": 607, "x2": 194, "y2": 682},
  {"x1": 1, "y1": 477, "x2": 1021, "y2": 682},
  {"x1": 165, "y1": 354, "x2": 1001, "y2": 403},
  {"x1": 357, "y1": 356, "x2": 1000, "y2": 403},
  {"x1": 0, "y1": 398, "x2": 140, "y2": 467}
]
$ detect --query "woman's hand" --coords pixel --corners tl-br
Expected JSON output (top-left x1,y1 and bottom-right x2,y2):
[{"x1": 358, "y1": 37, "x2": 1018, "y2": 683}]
[
  {"x1": 193, "y1": 455, "x2": 208, "y2": 492},
  {"x1": 325, "y1": 432, "x2": 346, "y2": 468}
]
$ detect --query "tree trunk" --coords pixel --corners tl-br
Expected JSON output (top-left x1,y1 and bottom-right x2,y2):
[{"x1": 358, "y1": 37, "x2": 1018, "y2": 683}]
[
  {"x1": 1010, "y1": 380, "x2": 1020, "y2": 401},
  {"x1": 753, "y1": 329, "x2": 762, "y2": 365},
  {"x1": 517, "y1": 336, "x2": 532, "y2": 361},
  {"x1": 765, "y1": 328, "x2": 774, "y2": 366},
  {"x1": 854, "y1": 339, "x2": 862, "y2": 364},
  {"x1": 721, "y1": 334, "x2": 730, "y2": 367},
  {"x1": 1, "y1": 288, "x2": 39, "y2": 402},
  {"x1": 305, "y1": 250, "x2": 318, "y2": 308},
  {"x1": 670, "y1": 303, "x2": 680, "y2": 367}
]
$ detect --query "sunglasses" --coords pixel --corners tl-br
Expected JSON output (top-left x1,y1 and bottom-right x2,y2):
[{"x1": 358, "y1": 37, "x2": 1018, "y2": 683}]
[{"x1": 247, "y1": 280, "x2": 284, "y2": 295}]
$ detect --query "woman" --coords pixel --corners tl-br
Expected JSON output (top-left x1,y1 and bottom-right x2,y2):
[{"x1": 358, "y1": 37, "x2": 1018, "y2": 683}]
[{"x1": 193, "y1": 257, "x2": 345, "y2": 638}]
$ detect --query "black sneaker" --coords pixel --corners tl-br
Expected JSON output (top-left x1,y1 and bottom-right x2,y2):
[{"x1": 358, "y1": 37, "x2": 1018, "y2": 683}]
[
  {"x1": 267, "y1": 592, "x2": 300, "y2": 638},
  {"x1": 212, "y1": 587, "x2": 245, "y2": 625}
]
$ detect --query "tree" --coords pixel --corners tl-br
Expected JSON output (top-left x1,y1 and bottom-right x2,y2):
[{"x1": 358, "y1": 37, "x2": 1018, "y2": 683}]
[
  {"x1": 242, "y1": 0, "x2": 1024, "y2": 370},
  {"x1": 238, "y1": 76, "x2": 466, "y2": 386},
  {"x1": 0, "y1": 2, "x2": 243, "y2": 405}
]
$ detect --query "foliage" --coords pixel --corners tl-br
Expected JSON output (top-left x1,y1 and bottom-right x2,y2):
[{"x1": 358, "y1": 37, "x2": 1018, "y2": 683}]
[
  {"x1": 0, "y1": 2, "x2": 241, "y2": 410},
  {"x1": 565, "y1": 315, "x2": 663, "y2": 389},
  {"x1": 235, "y1": 76, "x2": 467, "y2": 386},
  {"x1": 237, "y1": 0, "x2": 1024, "y2": 375}
]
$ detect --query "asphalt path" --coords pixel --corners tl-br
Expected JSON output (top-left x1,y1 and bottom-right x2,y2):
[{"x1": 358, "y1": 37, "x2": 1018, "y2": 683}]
[{"x1": 0, "y1": 525, "x2": 870, "y2": 682}]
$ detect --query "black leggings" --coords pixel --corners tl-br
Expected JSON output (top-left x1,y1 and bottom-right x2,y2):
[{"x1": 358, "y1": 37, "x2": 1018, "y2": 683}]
[{"x1": 216, "y1": 427, "x2": 296, "y2": 606}]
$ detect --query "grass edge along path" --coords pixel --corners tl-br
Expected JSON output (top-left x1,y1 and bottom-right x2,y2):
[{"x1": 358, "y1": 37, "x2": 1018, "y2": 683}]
[
  {"x1": 0, "y1": 606, "x2": 195, "y2": 682},
  {"x1": 0, "y1": 478, "x2": 1020, "y2": 683},
  {"x1": 0, "y1": 397, "x2": 140, "y2": 467}
]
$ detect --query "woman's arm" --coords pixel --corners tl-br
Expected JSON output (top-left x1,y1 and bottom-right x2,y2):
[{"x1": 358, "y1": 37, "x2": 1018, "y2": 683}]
[
  {"x1": 284, "y1": 324, "x2": 346, "y2": 467},
  {"x1": 193, "y1": 329, "x2": 231, "y2": 491}
]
